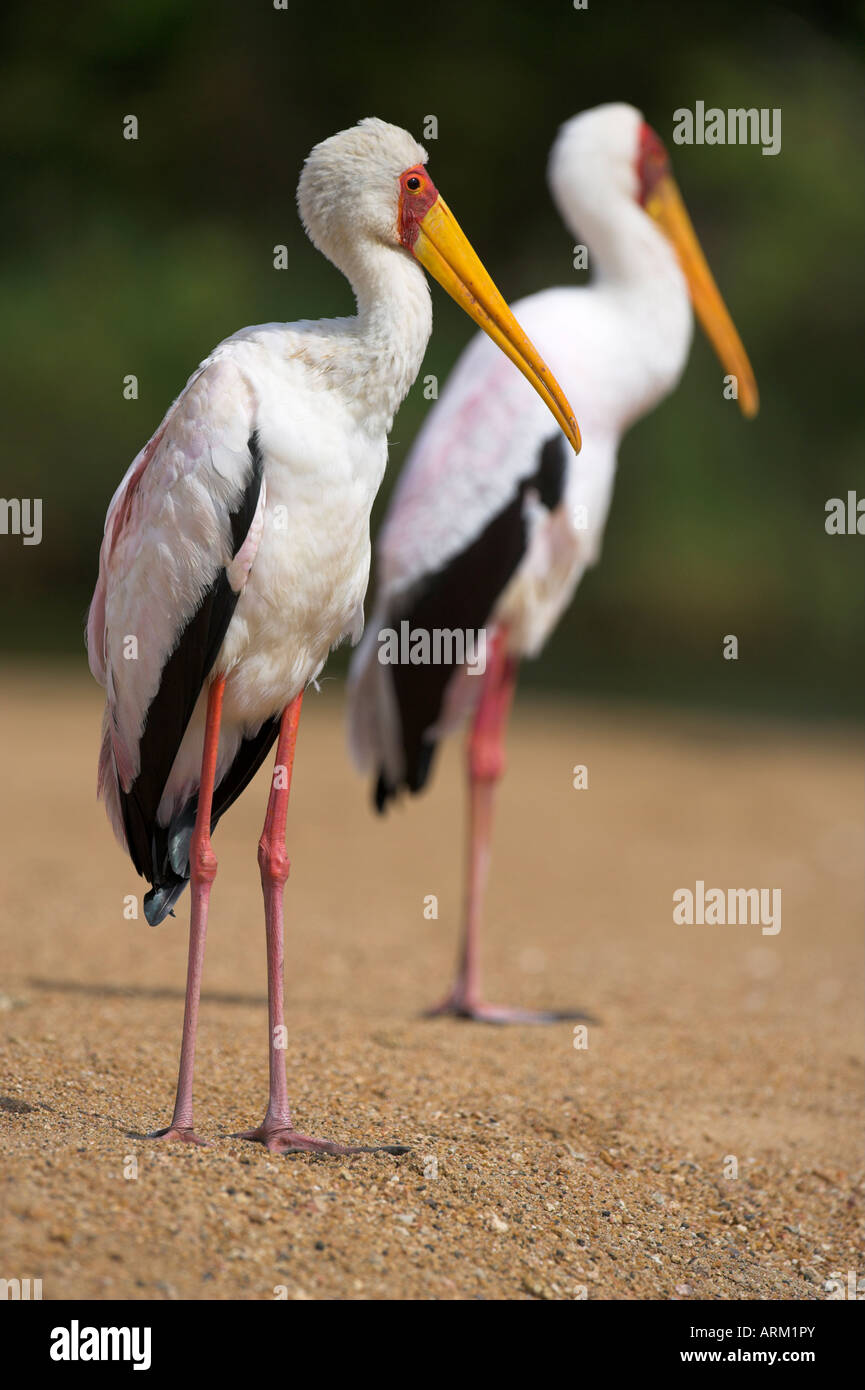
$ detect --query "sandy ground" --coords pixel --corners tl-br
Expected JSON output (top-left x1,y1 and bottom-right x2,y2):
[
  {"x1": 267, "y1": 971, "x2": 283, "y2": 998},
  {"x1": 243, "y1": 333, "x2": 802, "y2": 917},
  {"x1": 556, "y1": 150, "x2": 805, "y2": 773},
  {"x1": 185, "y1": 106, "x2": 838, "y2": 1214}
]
[{"x1": 0, "y1": 668, "x2": 862, "y2": 1302}]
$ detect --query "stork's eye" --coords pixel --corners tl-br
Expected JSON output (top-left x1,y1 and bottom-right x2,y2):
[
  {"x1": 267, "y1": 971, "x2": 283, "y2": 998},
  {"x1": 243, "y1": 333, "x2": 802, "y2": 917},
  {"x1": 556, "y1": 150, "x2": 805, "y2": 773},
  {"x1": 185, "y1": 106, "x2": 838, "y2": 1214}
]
[{"x1": 406, "y1": 176, "x2": 422, "y2": 191}]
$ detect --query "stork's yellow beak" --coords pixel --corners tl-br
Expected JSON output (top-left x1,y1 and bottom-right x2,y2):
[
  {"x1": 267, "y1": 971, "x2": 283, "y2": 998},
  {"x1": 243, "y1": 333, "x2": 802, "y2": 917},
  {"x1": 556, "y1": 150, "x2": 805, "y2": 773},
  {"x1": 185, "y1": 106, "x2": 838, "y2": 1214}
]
[
  {"x1": 413, "y1": 197, "x2": 581, "y2": 453},
  {"x1": 645, "y1": 174, "x2": 759, "y2": 418}
]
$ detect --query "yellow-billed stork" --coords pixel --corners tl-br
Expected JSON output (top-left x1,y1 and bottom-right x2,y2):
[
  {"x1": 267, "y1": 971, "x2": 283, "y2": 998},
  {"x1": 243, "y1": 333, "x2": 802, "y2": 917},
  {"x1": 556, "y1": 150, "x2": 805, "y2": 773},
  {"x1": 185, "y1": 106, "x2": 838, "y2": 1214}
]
[
  {"x1": 348, "y1": 104, "x2": 758, "y2": 1024},
  {"x1": 87, "y1": 118, "x2": 581, "y2": 1151}
]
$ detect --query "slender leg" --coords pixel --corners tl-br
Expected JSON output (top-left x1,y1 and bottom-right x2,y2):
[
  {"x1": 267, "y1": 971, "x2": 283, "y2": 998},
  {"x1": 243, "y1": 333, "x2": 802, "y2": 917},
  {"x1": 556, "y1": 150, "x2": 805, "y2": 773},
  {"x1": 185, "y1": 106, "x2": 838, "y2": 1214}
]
[
  {"x1": 239, "y1": 693, "x2": 409, "y2": 1157},
  {"x1": 426, "y1": 631, "x2": 594, "y2": 1025},
  {"x1": 150, "y1": 676, "x2": 225, "y2": 1143}
]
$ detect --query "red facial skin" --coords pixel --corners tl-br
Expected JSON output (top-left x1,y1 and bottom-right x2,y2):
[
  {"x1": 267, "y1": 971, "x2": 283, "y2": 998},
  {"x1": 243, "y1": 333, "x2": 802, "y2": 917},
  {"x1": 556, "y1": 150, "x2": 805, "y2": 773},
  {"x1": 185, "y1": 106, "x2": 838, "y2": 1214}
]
[
  {"x1": 636, "y1": 123, "x2": 670, "y2": 206},
  {"x1": 398, "y1": 164, "x2": 440, "y2": 250}
]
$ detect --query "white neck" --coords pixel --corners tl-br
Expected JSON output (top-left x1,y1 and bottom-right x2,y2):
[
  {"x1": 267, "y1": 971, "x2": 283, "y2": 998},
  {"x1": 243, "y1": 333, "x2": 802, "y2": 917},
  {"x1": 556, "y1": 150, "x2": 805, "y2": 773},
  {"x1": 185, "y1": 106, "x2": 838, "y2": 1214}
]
[
  {"x1": 562, "y1": 185, "x2": 682, "y2": 287},
  {"x1": 559, "y1": 188, "x2": 695, "y2": 424},
  {"x1": 303, "y1": 242, "x2": 433, "y2": 435}
]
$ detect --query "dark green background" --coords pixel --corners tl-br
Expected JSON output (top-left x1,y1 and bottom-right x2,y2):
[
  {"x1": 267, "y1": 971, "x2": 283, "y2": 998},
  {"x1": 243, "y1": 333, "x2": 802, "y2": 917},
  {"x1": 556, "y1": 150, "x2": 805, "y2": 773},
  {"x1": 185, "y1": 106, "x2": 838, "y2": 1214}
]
[{"x1": 1, "y1": 0, "x2": 862, "y2": 716}]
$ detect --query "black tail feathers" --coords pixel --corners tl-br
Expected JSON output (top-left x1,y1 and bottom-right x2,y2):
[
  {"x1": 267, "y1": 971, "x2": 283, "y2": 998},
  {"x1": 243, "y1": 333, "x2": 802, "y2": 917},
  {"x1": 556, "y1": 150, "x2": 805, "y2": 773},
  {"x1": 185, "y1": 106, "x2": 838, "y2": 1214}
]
[
  {"x1": 143, "y1": 802, "x2": 197, "y2": 924},
  {"x1": 373, "y1": 737, "x2": 437, "y2": 814}
]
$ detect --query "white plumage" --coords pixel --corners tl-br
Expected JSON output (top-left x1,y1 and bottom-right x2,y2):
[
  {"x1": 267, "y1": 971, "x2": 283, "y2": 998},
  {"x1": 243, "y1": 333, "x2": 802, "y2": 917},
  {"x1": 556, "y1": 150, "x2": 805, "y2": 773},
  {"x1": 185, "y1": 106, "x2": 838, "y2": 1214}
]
[
  {"x1": 350, "y1": 107, "x2": 694, "y2": 781},
  {"x1": 89, "y1": 121, "x2": 433, "y2": 865}
]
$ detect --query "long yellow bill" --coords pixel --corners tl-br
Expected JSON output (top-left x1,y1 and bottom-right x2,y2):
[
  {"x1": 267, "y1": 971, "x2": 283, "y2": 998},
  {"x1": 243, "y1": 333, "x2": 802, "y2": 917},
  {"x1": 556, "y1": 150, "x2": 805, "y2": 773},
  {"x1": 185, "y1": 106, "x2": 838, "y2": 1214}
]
[
  {"x1": 413, "y1": 197, "x2": 582, "y2": 453},
  {"x1": 645, "y1": 174, "x2": 759, "y2": 418}
]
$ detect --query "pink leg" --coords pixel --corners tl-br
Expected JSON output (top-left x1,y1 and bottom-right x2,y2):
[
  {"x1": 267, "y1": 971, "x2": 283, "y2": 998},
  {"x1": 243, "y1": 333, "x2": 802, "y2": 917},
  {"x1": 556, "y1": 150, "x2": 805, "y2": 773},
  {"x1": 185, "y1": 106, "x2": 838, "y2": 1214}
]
[
  {"x1": 150, "y1": 676, "x2": 225, "y2": 1144},
  {"x1": 426, "y1": 631, "x2": 592, "y2": 1025},
  {"x1": 239, "y1": 693, "x2": 408, "y2": 1157}
]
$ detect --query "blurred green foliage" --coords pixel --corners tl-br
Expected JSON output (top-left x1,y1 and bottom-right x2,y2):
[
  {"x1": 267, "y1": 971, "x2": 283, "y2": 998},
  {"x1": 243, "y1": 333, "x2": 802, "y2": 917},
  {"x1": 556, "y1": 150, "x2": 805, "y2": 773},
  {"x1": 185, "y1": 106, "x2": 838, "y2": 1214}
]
[{"x1": 1, "y1": 0, "x2": 862, "y2": 716}]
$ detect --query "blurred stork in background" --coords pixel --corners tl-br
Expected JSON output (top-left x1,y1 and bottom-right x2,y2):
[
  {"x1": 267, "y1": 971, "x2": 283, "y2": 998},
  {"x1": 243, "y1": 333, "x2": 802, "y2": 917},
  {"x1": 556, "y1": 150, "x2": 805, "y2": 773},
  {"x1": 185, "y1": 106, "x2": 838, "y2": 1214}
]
[
  {"x1": 349, "y1": 103, "x2": 758, "y2": 1024},
  {"x1": 87, "y1": 118, "x2": 580, "y2": 1151}
]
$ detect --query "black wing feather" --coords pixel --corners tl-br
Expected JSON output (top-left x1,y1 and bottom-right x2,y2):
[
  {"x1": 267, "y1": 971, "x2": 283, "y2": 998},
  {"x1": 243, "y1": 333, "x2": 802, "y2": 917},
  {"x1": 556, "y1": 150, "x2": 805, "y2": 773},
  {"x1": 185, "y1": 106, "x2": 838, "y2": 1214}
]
[
  {"x1": 376, "y1": 433, "x2": 567, "y2": 810},
  {"x1": 116, "y1": 432, "x2": 266, "y2": 922}
]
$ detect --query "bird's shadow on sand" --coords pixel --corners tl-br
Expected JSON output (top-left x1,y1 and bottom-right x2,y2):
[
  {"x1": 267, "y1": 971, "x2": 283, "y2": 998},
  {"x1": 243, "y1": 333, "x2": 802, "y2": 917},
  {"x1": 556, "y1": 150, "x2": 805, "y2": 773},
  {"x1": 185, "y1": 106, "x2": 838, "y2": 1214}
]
[{"x1": 26, "y1": 977, "x2": 264, "y2": 1008}]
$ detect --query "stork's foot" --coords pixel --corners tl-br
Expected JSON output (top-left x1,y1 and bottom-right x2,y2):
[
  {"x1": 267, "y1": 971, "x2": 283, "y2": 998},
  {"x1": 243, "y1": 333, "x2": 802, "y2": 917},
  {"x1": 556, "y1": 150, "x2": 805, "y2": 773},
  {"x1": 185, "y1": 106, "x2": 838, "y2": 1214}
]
[
  {"x1": 148, "y1": 1124, "x2": 208, "y2": 1146},
  {"x1": 424, "y1": 993, "x2": 596, "y2": 1026},
  {"x1": 237, "y1": 1122, "x2": 409, "y2": 1157}
]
